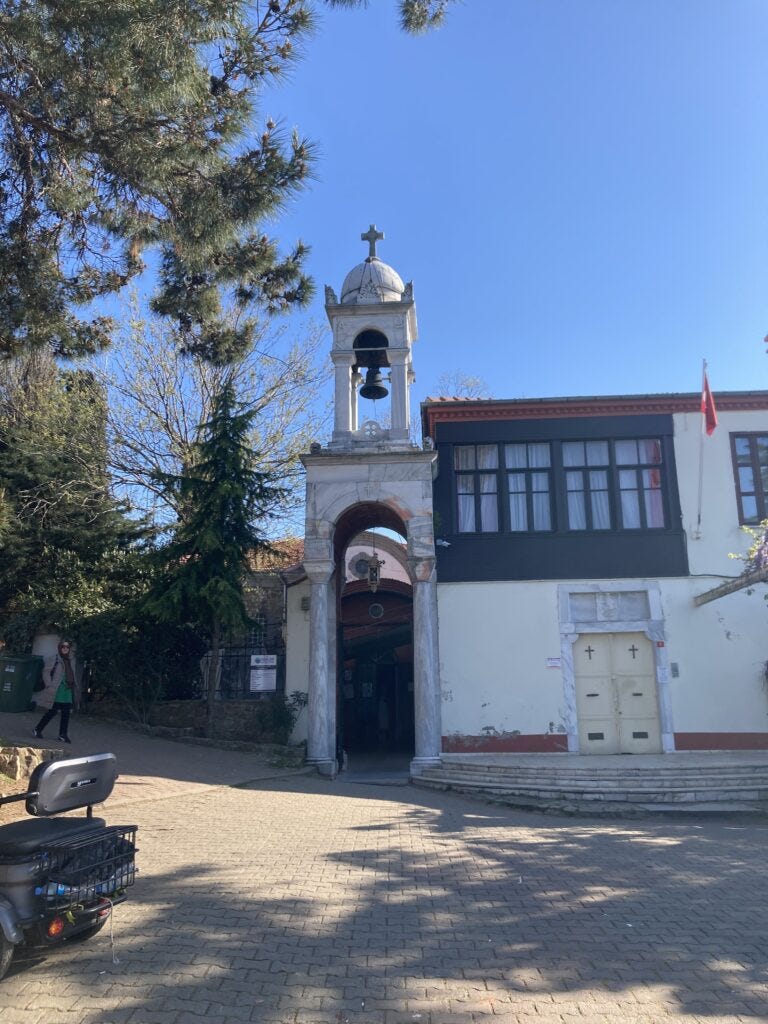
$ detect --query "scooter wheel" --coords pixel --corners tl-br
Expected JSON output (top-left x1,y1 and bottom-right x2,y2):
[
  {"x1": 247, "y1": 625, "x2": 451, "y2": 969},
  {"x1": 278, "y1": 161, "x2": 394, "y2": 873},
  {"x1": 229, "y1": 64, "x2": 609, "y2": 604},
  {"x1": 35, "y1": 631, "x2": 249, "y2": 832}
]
[{"x1": 0, "y1": 932, "x2": 14, "y2": 982}]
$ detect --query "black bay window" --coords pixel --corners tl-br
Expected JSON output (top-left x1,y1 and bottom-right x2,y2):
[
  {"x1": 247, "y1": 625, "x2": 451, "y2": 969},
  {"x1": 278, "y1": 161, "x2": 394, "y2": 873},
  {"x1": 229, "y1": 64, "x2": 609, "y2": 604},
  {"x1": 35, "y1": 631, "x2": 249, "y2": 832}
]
[{"x1": 453, "y1": 436, "x2": 667, "y2": 534}]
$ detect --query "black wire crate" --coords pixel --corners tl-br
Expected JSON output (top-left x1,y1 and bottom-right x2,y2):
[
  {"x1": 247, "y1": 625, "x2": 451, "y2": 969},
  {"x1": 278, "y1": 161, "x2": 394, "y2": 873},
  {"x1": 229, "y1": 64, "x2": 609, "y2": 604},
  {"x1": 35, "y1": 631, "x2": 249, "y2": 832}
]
[{"x1": 35, "y1": 825, "x2": 138, "y2": 909}]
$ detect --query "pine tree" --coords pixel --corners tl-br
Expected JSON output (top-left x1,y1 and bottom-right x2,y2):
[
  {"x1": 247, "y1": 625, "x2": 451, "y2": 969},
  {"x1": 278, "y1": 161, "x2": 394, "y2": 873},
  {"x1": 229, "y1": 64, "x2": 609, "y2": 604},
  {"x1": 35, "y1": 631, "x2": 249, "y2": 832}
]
[
  {"x1": 144, "y1": 379, "x2": 282, "y2": 733},
  {"x1": 0, "y1": 351, "x2": 140, "y2": 647},
  {"x1": 0, "y1": 0, "x2": 458, "y2": 364}
]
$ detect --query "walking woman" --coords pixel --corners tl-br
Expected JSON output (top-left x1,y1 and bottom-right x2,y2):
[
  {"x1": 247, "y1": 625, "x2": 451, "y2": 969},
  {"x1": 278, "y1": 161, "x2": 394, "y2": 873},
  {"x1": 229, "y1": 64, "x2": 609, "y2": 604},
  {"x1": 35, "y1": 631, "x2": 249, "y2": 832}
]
[{"x1": 33, "y1": 640, "x2": 77, "y2": 744}]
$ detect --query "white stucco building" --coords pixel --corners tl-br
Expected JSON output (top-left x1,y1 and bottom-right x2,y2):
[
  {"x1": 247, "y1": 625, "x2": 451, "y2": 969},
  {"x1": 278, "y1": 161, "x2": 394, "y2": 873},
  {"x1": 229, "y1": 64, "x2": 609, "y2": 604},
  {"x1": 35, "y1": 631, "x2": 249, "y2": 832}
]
[{"x1": 286, "y1": 228, "x2": 768, "y2": 773}]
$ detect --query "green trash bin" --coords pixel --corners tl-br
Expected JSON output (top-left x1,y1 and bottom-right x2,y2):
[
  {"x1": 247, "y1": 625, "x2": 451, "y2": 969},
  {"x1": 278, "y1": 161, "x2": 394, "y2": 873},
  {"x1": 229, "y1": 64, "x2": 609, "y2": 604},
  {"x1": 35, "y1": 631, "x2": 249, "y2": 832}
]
[{"x1": 0, "y1": 655, "x2": 44, "y2": 713}]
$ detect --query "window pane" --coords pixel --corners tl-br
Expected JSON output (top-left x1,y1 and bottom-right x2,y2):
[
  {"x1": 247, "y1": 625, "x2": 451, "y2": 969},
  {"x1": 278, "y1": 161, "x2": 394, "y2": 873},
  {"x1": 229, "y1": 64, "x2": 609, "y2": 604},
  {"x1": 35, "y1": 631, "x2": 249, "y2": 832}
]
[
  {"x1": 644, "y1": 488, "x2": 664, "y2": 527},
  {"x1": 586, "y1": 441, "x2": 609, "y2": 466},
  {"x1": 479, "y1": 474, "x2": 498, "y2": 531},
  {"x1": 615, "y1": 440, "x2": 638, "y2": 464},
  {"x1": 620, "y1": 489, "x2": 641, "y2": 528},
  {"x1": 741, "y1": 495, "x2": 759, "y2": 522},
  {"x1": 504, "y1": 444, "x2": 526, "y2": 469},
  {"x1": 567, "y1": 491, "x2": 587, "y2": 529},
  {"x1": 734, "y1": 436, "x2": 751, "y2": 459},
  {"x1": 563, "y1": 442, "x2": 585, "y2": 467},
  {"x1": 480, "y1": 495, "x2": 498, "y2": 532},
  {"x1": 477, "y1": 444, "x2": 498, "y2": 469},
  {"x1": 589, "y1": 470, "x2": 608, "y2": 489},
  {"x1": 508, "y1": 473, "x2": 526, "y2": 493},
  {"x1": 619, "y1": 469, "x2": 637, "y2": 488},
  {"x1": 455, "y1": 446, "x2": 475, "y2": 470},
  {"x1": 458, "y1": 495, "x2": 475, "y2": 532},
  {"x1": 757, "y1": 436, "x2": 768, "y2": 463},
  {"x1": 528, "y1": 443, "x2": 551, "y2": 468},
  {"x1": 531, "y1": 472, "x2": 549, "y2": 492},
  {"x1": 457, "y1": 475, "x2": 474, "y2": 494},
  {"x1": 532, "y1": 491, "x2": 551, "y2": 530},
  {"x1": 591, "y1": 489, "x2": 611, "y2": 529},
  {"x1": 639, "y1": 439, "x2": 663, "y2": 464},
  {"x1": 739, "y1": 466, "x2": 755, "y2": 493},
  {"x1": 566, "y1": 470, "x2": 584, "y2": 491},
  {"x1": 509, "y1": 492, "x2": 527, "y2": 531},
  {"x1": 642, "y1": 469, "x2": 664, "y2": 527}
]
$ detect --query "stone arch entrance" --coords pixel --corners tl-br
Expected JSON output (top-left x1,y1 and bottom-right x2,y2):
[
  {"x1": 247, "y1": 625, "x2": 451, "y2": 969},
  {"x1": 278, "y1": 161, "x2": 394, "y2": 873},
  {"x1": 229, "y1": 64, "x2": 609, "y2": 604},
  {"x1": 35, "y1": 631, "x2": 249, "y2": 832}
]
[
  {"x1": 336, "y1": 510, "x2": 414, "y2": 764},
  {"x1": 302, "y1": 487, "x2": 441, "y2": 778}
]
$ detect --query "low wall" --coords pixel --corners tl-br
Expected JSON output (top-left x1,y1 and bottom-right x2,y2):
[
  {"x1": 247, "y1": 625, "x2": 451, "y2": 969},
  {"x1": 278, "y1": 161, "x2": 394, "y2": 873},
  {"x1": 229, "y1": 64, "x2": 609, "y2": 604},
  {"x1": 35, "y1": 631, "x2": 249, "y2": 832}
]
[
  {"x1": 87, "y1": 697, "x2": 293, "y2": 745},
  {"x1": 0, "y1": 745, "x2": 57, "y2": 781}
]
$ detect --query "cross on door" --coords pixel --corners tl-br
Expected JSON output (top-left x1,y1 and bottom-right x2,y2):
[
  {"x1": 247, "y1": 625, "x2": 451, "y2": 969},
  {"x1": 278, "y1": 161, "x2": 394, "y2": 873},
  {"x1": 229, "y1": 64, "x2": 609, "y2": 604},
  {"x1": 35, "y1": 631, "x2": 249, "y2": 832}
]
[
  {"x1": 584, "y1": 645, "x2": 595, "y2": 660},
  {"x1": 628, "y1": 644, "x2": 639, "y2": 659}
]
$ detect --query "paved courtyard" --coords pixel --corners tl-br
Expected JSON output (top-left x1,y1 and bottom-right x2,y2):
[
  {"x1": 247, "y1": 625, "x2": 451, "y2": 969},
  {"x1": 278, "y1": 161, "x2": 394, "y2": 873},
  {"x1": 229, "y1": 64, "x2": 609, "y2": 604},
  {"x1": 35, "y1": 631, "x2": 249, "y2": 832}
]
[{"x1": 1, "y1": 712, "x2": 768, "y2": 1023}]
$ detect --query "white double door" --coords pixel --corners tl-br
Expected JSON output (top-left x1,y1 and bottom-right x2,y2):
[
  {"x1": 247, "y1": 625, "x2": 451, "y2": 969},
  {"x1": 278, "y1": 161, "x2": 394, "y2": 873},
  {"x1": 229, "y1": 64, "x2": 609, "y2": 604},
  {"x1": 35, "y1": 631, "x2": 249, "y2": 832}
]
[{"x1": 574, "y1": 631, "x2": 662, "y2": 754}]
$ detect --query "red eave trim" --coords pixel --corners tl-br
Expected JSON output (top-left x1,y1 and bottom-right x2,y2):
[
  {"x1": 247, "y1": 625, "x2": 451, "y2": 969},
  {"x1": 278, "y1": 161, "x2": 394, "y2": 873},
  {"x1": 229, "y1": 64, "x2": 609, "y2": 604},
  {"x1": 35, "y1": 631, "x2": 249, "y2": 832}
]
[{"x1": 422, "y1": 391, "x2": 768, "y2": 439}]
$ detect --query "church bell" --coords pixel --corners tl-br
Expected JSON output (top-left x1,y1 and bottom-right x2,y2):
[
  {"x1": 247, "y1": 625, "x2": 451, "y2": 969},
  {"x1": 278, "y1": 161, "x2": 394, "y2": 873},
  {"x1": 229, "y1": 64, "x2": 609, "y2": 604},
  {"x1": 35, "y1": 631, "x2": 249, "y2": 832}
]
[{"x1": 359, "y1": 368, "x2": 389, "y2": 401}]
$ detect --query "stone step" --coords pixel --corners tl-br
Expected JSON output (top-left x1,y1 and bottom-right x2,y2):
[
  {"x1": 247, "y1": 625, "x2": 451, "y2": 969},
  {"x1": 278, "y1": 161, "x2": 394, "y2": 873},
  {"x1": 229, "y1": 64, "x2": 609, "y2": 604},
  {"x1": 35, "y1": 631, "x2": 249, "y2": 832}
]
[
  {"x1": 439, "y1": 760, "x2": 768, "y2": 778},
  {"x1": 417, "y1": 773, "x2": 768, "y2": 800},
  {"x1": 411, "y1": 778, "x2": 765, "y2": 819},
  {"x1": 419, "y1": 768, "x2": 768, "y2": 790}
]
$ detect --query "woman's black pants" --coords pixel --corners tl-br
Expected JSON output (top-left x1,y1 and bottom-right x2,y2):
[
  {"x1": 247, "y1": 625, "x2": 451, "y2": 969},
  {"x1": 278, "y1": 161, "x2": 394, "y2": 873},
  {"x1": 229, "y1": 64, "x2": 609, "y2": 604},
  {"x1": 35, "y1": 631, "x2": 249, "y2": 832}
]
[{"x1": 35, "y1": 702, "x2": 71, "y2": 738}]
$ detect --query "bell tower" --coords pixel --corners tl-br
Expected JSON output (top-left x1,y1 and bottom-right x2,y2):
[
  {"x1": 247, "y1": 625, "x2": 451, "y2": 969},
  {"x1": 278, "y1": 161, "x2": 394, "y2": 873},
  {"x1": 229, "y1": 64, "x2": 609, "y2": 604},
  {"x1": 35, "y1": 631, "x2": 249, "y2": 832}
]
[
  {"x1": 324, "y1": 225, "x2": 417, "y2": 449},
  {"x1": 302, "y1": 227, "x2": 441, "y2": 779}
]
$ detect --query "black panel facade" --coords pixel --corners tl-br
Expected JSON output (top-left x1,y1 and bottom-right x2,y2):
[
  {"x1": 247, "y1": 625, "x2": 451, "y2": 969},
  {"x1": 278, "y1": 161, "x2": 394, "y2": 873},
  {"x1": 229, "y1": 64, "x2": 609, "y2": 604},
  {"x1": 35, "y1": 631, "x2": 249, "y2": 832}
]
[{"x1": 432, "y1": 413, "x2": 689, "y2": 582}]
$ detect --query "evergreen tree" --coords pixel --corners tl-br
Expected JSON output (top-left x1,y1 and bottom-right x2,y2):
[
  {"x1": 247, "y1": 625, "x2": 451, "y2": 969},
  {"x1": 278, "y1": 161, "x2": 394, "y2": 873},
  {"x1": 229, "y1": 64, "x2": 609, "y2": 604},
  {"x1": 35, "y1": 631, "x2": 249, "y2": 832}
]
[
  {"x1": 0, "y1": 351, "x2": 140, "y2": 648},
  {"x1": 144, "y1": 379, "x2": 282, "y2": 732},
  {"x1": 0, "y1": 0, "x2": 457, "y2": 364}
]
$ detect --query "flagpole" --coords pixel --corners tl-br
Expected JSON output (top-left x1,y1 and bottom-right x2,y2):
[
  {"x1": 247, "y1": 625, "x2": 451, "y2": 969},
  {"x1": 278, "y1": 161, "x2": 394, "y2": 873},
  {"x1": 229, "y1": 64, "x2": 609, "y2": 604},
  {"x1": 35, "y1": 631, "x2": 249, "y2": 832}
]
[{"x1": 696, "y1": 358, "x2": 706, "y2": 535}]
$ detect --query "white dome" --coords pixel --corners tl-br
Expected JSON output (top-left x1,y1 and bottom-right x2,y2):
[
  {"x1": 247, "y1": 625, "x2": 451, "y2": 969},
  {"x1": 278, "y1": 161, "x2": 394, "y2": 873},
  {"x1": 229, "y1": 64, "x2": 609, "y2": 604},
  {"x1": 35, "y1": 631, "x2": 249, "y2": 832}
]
[{"x1": 340, "y1": 258, "x2": 405, "y2": 305}]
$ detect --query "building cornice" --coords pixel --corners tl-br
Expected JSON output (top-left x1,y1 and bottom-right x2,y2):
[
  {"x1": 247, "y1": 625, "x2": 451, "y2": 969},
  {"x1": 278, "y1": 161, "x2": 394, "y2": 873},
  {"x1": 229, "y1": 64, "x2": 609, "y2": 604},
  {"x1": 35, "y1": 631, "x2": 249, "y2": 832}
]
[{"x1": 422, "y1": 391, "x2": 768, "y2": 437}]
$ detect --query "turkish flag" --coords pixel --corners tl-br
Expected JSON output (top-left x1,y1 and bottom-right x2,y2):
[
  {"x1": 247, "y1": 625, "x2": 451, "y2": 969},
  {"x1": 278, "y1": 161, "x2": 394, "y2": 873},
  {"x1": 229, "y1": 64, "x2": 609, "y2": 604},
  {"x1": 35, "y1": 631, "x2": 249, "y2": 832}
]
[{"x1": 701, "y1": 370, "x2": 718, "y2": 435}]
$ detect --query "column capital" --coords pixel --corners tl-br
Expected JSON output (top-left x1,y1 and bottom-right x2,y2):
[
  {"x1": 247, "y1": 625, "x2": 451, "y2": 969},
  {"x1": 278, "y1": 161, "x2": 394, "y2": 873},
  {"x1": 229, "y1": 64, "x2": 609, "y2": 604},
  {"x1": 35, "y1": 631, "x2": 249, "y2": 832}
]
[
  {"x1": 407, "y1": 556, "x2": 436, "y2": 584},
  {"x1": 303, "y1": 560, "x2": 334, "y2": 585},
  {"x1": 330, "y1": 350, "x2": 356, "y2": 366}
]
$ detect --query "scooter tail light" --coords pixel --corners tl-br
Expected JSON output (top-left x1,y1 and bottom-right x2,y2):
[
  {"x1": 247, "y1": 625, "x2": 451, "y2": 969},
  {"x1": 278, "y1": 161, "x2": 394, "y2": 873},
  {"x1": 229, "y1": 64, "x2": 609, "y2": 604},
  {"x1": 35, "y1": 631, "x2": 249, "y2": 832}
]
[{"x1": 47, "y1": 917, "x2": 65, "y2": 938}]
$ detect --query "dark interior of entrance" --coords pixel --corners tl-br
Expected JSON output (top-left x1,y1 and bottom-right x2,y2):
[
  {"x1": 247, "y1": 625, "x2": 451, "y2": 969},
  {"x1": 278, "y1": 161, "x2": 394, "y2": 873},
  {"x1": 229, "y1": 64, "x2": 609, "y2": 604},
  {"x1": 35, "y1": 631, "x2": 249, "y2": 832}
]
[{"x1": 338, "y1": 587, "x2": 414, "y2": 758}]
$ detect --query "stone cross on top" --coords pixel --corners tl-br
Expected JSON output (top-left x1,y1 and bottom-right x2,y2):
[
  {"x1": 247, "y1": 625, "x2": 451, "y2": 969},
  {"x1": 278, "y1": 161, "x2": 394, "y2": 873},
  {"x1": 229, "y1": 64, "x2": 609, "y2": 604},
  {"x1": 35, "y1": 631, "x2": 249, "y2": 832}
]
[{"x1": 361, "y1": 224, "x2": 384, "y2": 260}]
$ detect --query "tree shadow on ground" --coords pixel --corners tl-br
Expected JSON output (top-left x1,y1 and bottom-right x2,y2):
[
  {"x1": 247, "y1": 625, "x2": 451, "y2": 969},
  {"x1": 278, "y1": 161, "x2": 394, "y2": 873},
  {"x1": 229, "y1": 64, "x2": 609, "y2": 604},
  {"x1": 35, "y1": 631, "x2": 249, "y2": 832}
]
[{"x1": 2, "y1": 773, "x2": 767, "y2": 1022}]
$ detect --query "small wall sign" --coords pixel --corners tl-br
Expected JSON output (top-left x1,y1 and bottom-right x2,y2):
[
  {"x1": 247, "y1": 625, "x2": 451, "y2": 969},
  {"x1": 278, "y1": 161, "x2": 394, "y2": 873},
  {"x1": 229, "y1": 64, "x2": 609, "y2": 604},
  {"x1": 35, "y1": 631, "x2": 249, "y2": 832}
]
[
  {"x1": 546, "y1": 657, "x2": 561, "y2": 669},
  {"x1": 250, "y1": 654, "x2": 277, "y2": 692}
]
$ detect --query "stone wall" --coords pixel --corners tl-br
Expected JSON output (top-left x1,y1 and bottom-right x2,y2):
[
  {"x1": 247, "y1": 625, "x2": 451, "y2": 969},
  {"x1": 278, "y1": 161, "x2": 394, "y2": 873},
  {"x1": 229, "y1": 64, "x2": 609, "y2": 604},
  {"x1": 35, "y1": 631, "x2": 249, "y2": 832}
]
[
  {"x1": 87, "y1": 696, "x2": 295, "y2": 745},
  {"x1": 0, "y1": 745, "x2": 57, "y2": 781}
]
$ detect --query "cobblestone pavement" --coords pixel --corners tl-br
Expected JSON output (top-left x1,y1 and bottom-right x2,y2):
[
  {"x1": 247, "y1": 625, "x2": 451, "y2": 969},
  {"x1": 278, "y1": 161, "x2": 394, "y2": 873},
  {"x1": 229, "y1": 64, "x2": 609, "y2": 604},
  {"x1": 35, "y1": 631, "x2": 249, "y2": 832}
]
[{"x1": 2, "y1": 716, "x2": 768, "y2": 1023}]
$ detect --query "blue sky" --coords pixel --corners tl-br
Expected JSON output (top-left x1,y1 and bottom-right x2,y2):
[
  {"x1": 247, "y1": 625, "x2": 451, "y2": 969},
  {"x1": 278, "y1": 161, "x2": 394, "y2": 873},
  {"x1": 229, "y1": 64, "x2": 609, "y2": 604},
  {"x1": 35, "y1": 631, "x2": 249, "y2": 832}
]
[{"x1": 253, "y1": 0, "x2": 768, "y2": 405}]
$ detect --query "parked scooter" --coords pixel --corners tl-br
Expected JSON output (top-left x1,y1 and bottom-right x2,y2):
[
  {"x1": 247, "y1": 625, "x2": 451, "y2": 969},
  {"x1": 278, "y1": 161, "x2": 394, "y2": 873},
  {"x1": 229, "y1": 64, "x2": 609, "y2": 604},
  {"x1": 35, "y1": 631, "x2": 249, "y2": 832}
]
[{"x1": 0, "y1": 752, "x2": 137, "y2": 980}]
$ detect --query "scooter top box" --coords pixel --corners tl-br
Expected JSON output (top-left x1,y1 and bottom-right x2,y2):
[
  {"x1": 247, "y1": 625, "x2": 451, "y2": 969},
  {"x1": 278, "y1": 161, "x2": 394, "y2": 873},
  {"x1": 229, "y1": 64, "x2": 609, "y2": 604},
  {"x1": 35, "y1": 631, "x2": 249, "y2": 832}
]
[{"x1": 26, "y1": 752, "x2": 117, "y2": 816}]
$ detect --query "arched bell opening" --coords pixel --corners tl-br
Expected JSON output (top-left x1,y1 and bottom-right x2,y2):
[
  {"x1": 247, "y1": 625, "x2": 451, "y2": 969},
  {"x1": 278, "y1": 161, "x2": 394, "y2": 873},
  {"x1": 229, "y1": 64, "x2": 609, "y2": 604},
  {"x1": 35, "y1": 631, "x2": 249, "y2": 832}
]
[
  {"x1": 353, "y1": 329, "x2": 390, "y2": 406},
  {"x1": 333, "y1": 504, "x2": 414, "y2": 768}
]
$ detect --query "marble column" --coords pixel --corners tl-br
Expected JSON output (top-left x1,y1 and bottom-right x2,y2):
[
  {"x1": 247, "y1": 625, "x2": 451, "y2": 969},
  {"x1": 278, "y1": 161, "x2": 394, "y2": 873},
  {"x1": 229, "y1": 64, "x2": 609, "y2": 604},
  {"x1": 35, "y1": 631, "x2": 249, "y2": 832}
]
[
  {"x1": 409, "y1": 556, "x2": 442, "y2": 775},
  {"x1": 305, "y1": 562, "x2": 337, "y2": 776},
  {"x1": 331, "y1": 352, "x2": 354, "y2": 442},
  {"x1": 388, "y1": 350, "x2": 409, "y2": 439}
]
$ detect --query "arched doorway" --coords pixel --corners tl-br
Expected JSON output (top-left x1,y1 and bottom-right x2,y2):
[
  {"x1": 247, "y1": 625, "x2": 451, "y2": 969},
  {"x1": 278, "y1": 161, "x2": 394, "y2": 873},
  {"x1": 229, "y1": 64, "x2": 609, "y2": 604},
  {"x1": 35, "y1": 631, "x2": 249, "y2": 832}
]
[
  {"x1": 339, "y1": 578, "x2": 415, "y2": 762},
  {"x1": 333, "y1": 507, "x2": 414, "y2": 768}
]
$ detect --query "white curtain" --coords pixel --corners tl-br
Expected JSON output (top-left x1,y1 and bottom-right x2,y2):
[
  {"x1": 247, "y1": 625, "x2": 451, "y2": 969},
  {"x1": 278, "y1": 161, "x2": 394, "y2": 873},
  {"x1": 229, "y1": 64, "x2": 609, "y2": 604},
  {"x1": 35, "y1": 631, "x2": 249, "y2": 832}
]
[
  {"x1": 477, "y1": 445, "x2": 498, "y2": 469},
  {"x1": 620, "y1": 470, "x2": 641, "y2": 528},
  {"x1": 457, "y1": 476, "x2": 475, "y2": 532},
  {"x1": 531, "y1": 473, "x2": 551, "y2": 530},
  {"x1": 508, "y1": 474, "x2": 527, "y2": 530},
  {"x1": 567, "y1": 472, "x2": 586, "y2": 529},
  {"x1": 643, "y1": 469, "x2": 664, "y2": 526},
  {"x1": 479, "y1": 474, "x2": 498, "y2": 531},
  {"x1": 589, "y1": 470, "x2": 611, "y2": 529}
]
